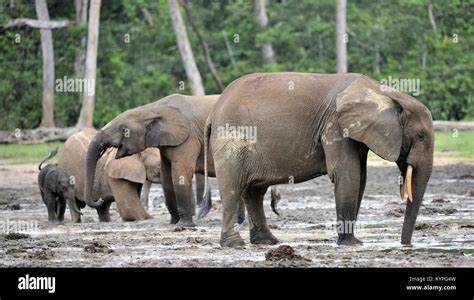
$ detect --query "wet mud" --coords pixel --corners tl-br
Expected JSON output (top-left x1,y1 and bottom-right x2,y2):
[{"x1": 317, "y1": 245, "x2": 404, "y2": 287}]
[{"x1": 0, "y1": 159, "x2": 472, "y2": 267}]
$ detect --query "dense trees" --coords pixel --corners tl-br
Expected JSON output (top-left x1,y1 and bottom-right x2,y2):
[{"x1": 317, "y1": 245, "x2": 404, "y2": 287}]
[{"x1": 0, "y1": 0, "x2": 472, "y2": 131}]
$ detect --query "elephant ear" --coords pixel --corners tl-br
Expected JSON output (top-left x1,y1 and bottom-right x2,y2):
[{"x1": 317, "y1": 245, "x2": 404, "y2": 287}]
[
  {"x1": 145, "y1": 106, "x2": 190, "y2": 147},
  {"x1": 336, "y1": 76, "x2": 403, "y2": 162},
  {"x1": 104, "y1": 149, "x2": 146, "y2": 183}
]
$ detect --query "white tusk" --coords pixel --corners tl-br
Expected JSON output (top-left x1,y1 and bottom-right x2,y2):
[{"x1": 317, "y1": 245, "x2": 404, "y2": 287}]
[{"x1": 406, "y1": 165, "x2": 414, "y2": 203}]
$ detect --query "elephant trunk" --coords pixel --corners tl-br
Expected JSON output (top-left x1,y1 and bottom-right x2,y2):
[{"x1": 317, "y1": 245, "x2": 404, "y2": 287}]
[
  {"x1": 84, "y1": 133, "x2": 108, "y2": 208},
  {"x1": 65, "y1": 189, "x2": 82, "y2": 216},
  {"x1": 400, "y1": 159, "x2": 433, "y2": 245}
]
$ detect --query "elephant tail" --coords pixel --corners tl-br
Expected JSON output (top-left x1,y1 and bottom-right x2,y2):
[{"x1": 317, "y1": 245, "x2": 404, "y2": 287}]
[
  {"x1": 38, "y1": 148, "x2": 59, "y2": 170},
  {"x1": 198, "y1": 117, "x2": 212, "y2": 219}
]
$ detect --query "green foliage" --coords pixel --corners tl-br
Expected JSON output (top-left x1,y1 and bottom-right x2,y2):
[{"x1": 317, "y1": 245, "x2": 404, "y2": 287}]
[{"x1": 0, "y1": 0, "x2": 473, "y2": 130}]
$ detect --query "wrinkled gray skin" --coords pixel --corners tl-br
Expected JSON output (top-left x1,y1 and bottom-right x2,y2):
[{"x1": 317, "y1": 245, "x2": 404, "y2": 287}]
[
  {"x1": 38, "y1": 149, "x2": 82, "y2": 224},
  {"x1": 202, "y1": 72, "x2": 434, "y2": 247},
  {"x1": 84, "y1": 94, "x2": 224, "y2": 228}
]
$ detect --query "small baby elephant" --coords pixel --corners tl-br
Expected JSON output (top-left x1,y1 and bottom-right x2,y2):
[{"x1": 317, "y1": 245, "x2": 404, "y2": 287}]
[{"x1": 38, "y1": 148, "x2": 82, "y2": 224}]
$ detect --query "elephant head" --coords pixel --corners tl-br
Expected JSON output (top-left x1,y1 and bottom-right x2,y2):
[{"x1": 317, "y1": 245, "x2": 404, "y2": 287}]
[
  {"x1": 140, "y1": 148, "x2": 162, "y2": 183},
  {"x1": 103, "y1": 148, "x2": 161, "y2": 184},
  {"x1": 84, "y1": 102, "x2": 190, "y2": 208},
  {"x1": 336, "y1": 75, "x2": 434, "y2": 245},
  {"x1": 54, "y1": 170, "x2": 82, "y2": 216}
]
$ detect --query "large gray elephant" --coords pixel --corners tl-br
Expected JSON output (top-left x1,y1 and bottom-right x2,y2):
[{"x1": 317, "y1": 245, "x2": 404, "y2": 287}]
[
  {"x1": 202, "y1": 72, "x2": 434, "y2": 247},
  {"x1": 83, "y1": 94, "x2": 219, "y2": 228},
  {"x1": 59, "y1": 128, "x2": 161, "y2": 222}
]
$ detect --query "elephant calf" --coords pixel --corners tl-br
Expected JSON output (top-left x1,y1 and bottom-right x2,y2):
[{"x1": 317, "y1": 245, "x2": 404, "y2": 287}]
[{"x1": 38, "y1": 149, "x2": 82, "y2": 224}]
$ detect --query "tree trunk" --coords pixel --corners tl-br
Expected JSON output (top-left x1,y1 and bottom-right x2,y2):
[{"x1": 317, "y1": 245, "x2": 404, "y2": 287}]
[
  {"x1": 35, "y1": 0, "x2": 55, "y2": 128},
  {"x1": 76, "y1": 0, "x2": 101, "y2": 129},
  {"x1": 373, "y1": 47, "x2": 380, "y2": 74},
  {"x1": 168, "y1": 0, "x2": 205, "y2": 96},
  {"x1": 336, "y1": 0, "x2": 347, "y2": 73},
  {"x1": 181, "y1": 0, "x2": 225, "y2": 92},
  {"x1": 4, "y1": 18, "x2": 71, "y2": 29},
  {"x1": 74, "y1": 0, "x2": 88, "y2": 79},
  {"x1": 254, "y1": 0, "x2": 276, "y2": 65},
  {"x1": 427, "y1": 0, "x2": 437, "y2": 33},
  {"x1": 222, "y1": 30, "x2": 237, "y2": 70}
]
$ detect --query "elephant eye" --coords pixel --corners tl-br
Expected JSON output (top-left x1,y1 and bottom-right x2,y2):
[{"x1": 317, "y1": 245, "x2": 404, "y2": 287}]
[{"x1": 417, "y1": 133, "x2": 425, "y2": 141}]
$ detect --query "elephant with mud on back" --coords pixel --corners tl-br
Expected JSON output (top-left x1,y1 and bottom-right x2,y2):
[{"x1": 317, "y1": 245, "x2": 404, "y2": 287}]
[
  {"x1": 83, "y1": 94, "x2": 226, "y2": 229},
  {"x1": 201, "y1": 72, "x2": 434, "y2": 247},
  {"x1": 58, "y1": 128, "x2": 161, "y2": 222}
]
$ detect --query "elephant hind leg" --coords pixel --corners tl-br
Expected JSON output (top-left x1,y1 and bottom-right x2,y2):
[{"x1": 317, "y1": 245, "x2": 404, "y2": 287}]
[
  {"x1": 217, "y1": 175, "x2": 246, "y2": 247},
  {"x1": 244, "y1": 186, "x2": 279, "y2": 245}
]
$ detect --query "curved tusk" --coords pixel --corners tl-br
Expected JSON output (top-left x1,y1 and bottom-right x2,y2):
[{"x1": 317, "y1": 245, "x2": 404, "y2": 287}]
[
  {"x1": 399, "y1": 178, "x2": 405, "y2": 202},
  {"x1": 406, "y1": 165, "x2": 414, "y2": 203}
]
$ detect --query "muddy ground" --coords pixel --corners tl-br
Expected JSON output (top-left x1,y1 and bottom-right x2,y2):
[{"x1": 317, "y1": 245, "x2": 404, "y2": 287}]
[{"x1": 0, "y1": 158, "x2": 472, "y2": 267}]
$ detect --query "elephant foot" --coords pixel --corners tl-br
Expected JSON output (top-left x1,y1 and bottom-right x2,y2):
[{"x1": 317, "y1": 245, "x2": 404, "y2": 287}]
[
  {"x1": 175, "y1": 218, "x2": 196, "y2": 228},
  {"x1": 220, "y1": 232, "x2": 245, "y2": 248},
  {"x1": 49, "y1": 220, "x2": 64, "y2": 225},
  {"x1": 170, "y1": 215, "x2": 179, "y2": 225},
  {"x1": 136, "y1": 213, "x2": 152, "y2": 221},
  {"x1": 250, "y1": 227, "x2": 279, "y2": 245},
  {"x1": 337, "y1": 234, "x2": 363, "y2": 246},
  {"x1": 121, "y1": 212, "x2": 152, "y2": 222}
]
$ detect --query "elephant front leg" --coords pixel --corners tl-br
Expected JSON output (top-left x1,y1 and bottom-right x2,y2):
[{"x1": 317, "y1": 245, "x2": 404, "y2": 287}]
[
  {"x1": 334, "y1": 169, "x2": 363, "y2": 245},
  {"x1": 96, "y1": 201, "x2": 112, "y2": 222},
  {"x1": 195, "y1": 173, "x2": 205, "y2": 206},
  {"x1": 140, "y1": 180, "x2": 152, "y2": 210},
  {"x1": 108, "y1": 178, "x2": 151, "y2": 221},
  {"x1": 171, "y1": 162, "x2": 196, "y2": 228},
  {"x1": 44, "y1": 191, "x2": 57, "y2": 224},
  {"x1": 160, "y1": 157, "x2": 179, "y2": 224},
  {"x1": 326, "y1": 140, "x2": 365, "y2": 245},
  {"x1": 70, "y1": 198, "x2": 82, "y2": 223},
  {"x1": 56, "y1": 197, "x2": 66, "y2": 224}
]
